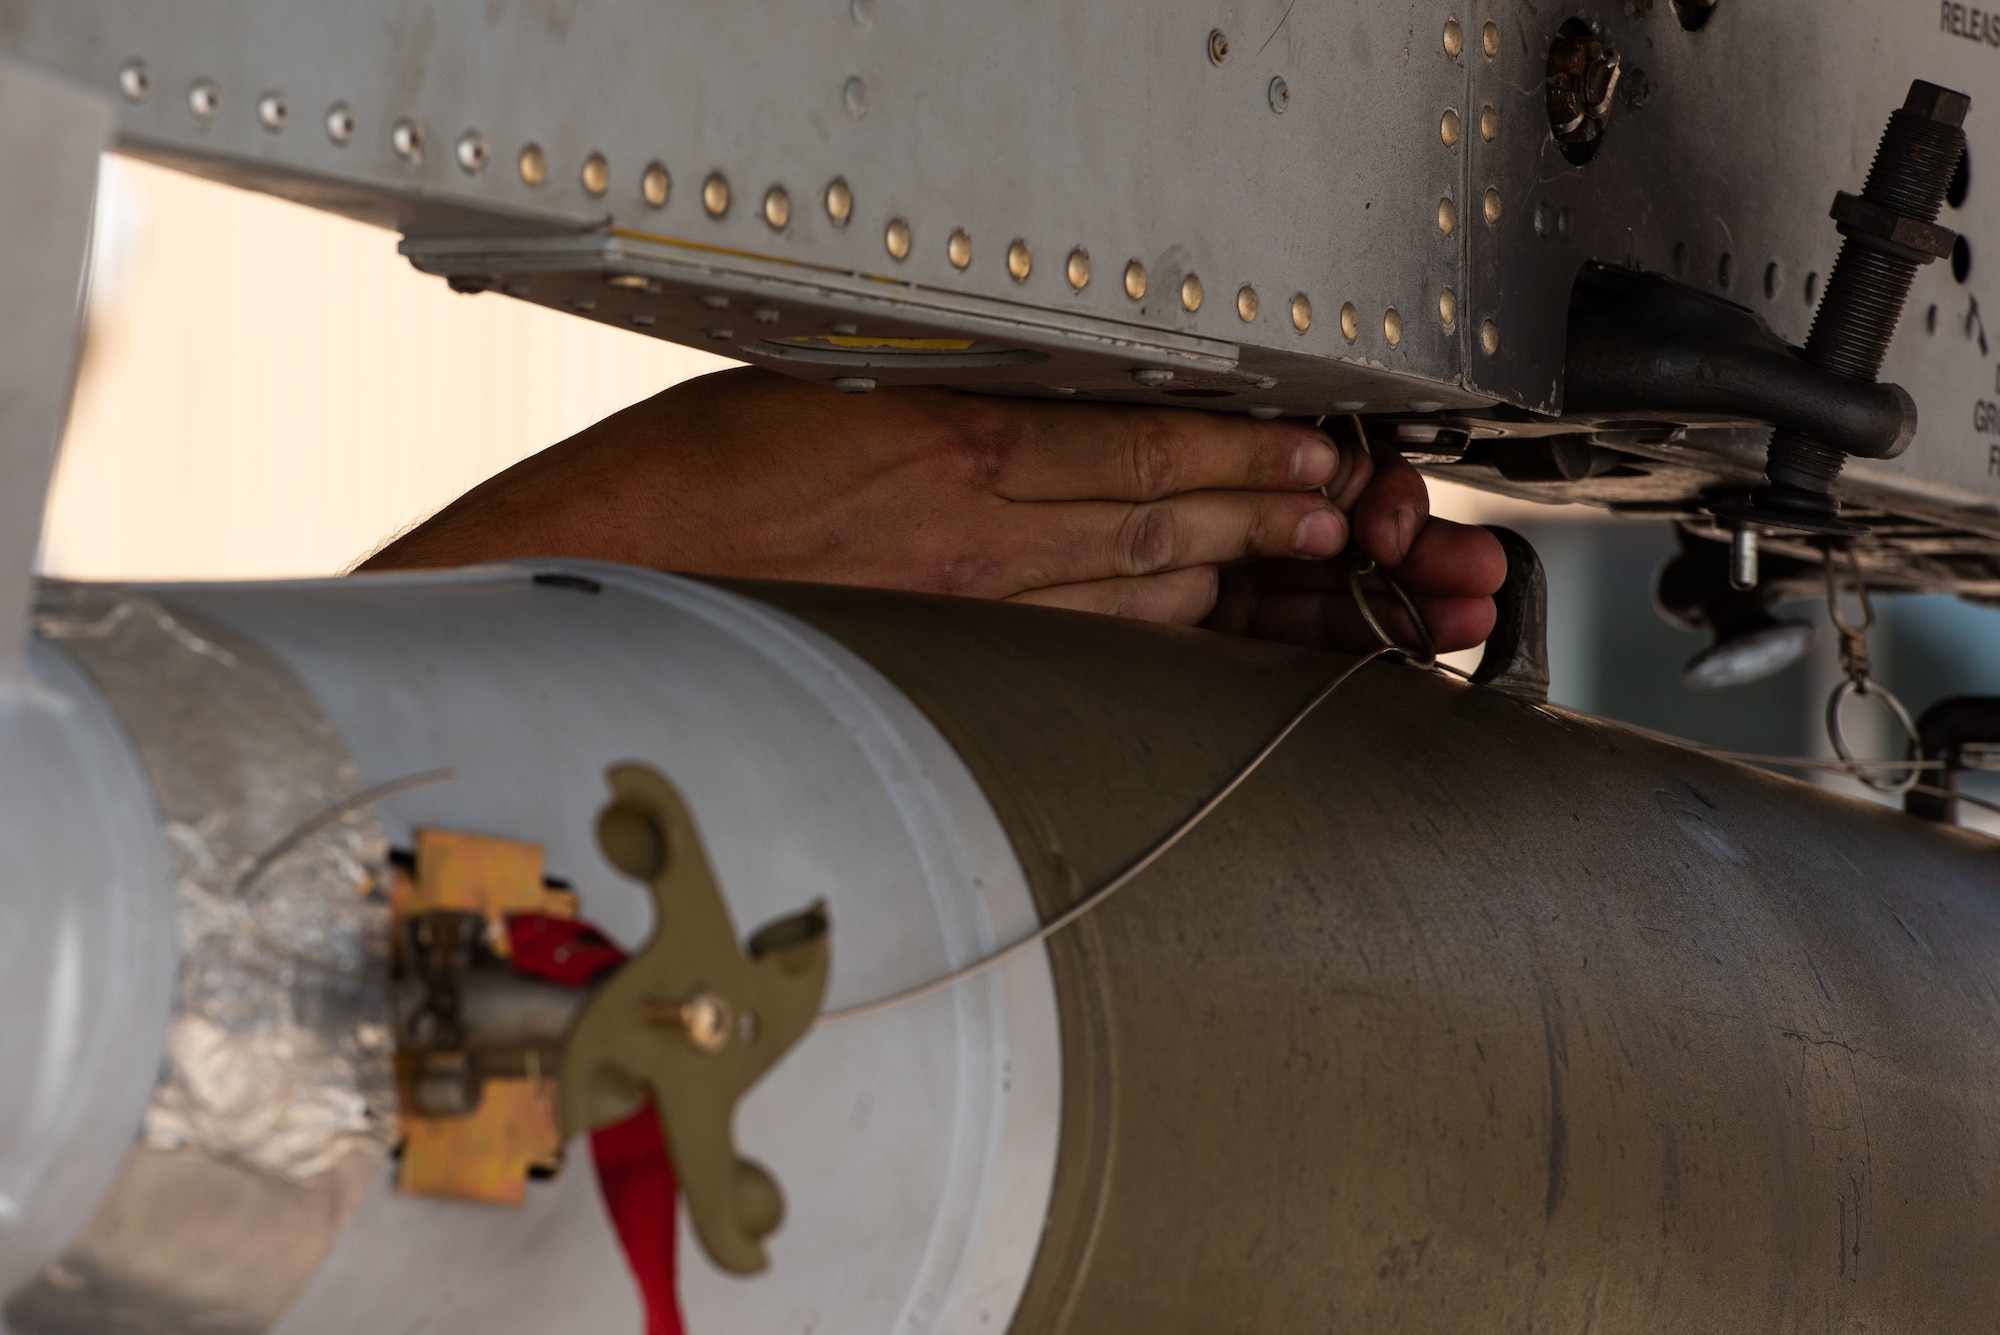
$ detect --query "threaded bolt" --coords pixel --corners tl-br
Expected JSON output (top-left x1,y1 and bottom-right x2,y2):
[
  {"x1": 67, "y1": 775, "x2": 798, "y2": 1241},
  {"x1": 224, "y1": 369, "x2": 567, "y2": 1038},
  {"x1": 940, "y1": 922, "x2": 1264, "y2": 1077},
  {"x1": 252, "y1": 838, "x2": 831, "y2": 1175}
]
[{"x1": 1756, "y1": 81, "x2": 1967, "y2": 520}]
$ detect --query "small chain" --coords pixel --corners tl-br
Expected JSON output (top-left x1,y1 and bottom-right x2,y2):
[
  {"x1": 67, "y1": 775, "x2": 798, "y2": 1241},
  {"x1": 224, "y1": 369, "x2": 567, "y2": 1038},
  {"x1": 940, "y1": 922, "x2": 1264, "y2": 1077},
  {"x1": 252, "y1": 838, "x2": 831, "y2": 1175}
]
[
  {"x1": 1821, "y1": 545, "x2": 1921, "y2": 795},
  {"x1": 1824, "y1": 545, "x2": 1875, "y2": 689}
]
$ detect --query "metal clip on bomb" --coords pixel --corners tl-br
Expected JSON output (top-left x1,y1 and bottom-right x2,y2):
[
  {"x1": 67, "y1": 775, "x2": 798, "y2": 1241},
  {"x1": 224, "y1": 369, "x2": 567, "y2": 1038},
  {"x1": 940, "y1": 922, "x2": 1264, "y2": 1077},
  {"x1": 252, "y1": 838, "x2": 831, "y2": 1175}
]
[
  {"x1": 1713, "y1": 80, "x2": 1969, "y2": 588},
  {"x1": 1823, "y1": 547, "x2": 1921, "y2": 795}
]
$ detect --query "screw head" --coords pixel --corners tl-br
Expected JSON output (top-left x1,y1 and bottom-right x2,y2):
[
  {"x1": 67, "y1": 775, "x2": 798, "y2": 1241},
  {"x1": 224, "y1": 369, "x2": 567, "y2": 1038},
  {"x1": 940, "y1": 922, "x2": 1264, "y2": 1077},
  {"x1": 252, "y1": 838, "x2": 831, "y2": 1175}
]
[
  {"x1": 1439, "y1": 288, "x2": 1458, "y2": 325},
  {"x1": 679, "y1": 992, "x2": 734, "y2": 1054},
  {"x1": 1339, "y1": 302, "x2": 1360, "y2": 341},
  {"x1": 948, "y1": 228, "x2": 972, "y2": 270},
  {"x1": 118, "y1": 60, "x2": 150, "y2": 102},
  {"x1": 455, "y1": 131, "x2": 489, "y2": 174},
  {"x1": 1483, "y1": 20, "x2": 1500, "y2": 58},
  {"x1": 326, "y1": 103, "x2": 357, "y2": 145},
  {"x1": 1066, "y1": 248, "x2": 1091, "y2": 291},
  {"x1": 1007, "y1": 239, "x2": 1032, "y2": 282},
  {"x1": 833, "y1": 376, "x2": 878, "y2": 393},
  {"x1": 606, "y1": 274, "x2": 653, "y2": 292},
  {"x1": 1481, "y1": 105, "x2": 1498, "y2": 141},
  {"x1": 1481, "y1": 319, "x2": 1501, "y2": 355},
  {"x1": 582, "y1": 153, "x2": 610, "y2": 197},
  {"x1": 825, "y1": 177, "x2": 853, "y2": 225},
  {"x1": 703, "y1": 172, "x2": 730, "y2": 217},
  {"x1": 1438, "y1": 196, "x2": 1458, "y2": 235},
  {"x1": 642, "y1": 162, "x2": 671, "y2": 208},
  {"x1": 257, "y1": 90, "x2": 288, "y2": 132},
  {"x1": 1444, "y1": 18, "x2": 1465, "y2": 57},
  {"x1": 1124, "y1": 260, "x2": 1148, "y2": 301},
  {"x1": 763, "y1": 185, "x2": 791, "y2": 229},
  {"x1": 1384, "y1": 307, "x2": 1403, "y2": 347},
  {"x1": 885, "y1": 218, "x2": 912, "y2": 260},
  {"x1": 1236, "y1": 285, "x2": 1259, "y2": 322},
  {"x1": 1268, "y1": 77, "x2": 1290, "y2": 114},
  {"x1": 518, "y1": 143, "x2": 548, "y2": 186},
  {"x1": 843, "y1": 75, "x2": 869, "y2": 119},
  {"x1": 188, "y1": 79, "x2": 220, "y2": 122},
  {"x1": 1483, "y1": 187, "x2": 1502, "y2": 225},
  {"x1": 1181, "y1": 273, "x2": 1204, "y2": 312},
  {"x1": 391, "y1": 117, "x2": 425, "y2": 163},
  {"x1": 1208, "y1": 29, "x2": 1230, "y2": 64},
  {"x1": 1440, "y1": 108, "x2": 1461, "y2": 146},
  {"x1": 1131, "y1": 368, "x2": 1175, "y2": 387},
  {"x1": 1290, "y1": 293, "x2": 1312, "y2": 332}
]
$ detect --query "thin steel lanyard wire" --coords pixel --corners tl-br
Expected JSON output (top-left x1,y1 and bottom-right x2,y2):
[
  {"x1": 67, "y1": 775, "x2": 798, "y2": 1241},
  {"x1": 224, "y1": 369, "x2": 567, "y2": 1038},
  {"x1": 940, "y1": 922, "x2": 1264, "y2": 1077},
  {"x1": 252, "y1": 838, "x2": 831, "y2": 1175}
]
[
  {"x1": 234, "y1": 767, "x2": 458, "y2": 978},
  {"x1": 1909, "y1": 782, "x2": 2000, "y2": 820},
  {"x1": 817, "y1": 645, "x2": 1395, "y2": 1023}
]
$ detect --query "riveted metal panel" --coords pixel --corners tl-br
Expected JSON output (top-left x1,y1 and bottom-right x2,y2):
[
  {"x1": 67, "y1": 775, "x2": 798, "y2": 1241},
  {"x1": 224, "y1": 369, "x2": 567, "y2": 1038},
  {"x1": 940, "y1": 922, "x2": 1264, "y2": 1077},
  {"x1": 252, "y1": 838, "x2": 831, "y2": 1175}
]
[
  {"x1": 0, "y1": 1, "x2": 1474, "y2": 412},
  {"x1": 3, "y1": 2, "x2": 1999, "y2": 574}
]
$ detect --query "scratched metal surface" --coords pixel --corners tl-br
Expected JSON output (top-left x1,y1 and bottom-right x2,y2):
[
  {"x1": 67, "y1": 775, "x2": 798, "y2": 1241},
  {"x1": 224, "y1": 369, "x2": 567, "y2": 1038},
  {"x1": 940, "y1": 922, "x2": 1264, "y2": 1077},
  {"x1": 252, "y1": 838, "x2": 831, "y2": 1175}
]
[{"x1": 750, "y1": 579, "x2": 2000, "y2": 1332}]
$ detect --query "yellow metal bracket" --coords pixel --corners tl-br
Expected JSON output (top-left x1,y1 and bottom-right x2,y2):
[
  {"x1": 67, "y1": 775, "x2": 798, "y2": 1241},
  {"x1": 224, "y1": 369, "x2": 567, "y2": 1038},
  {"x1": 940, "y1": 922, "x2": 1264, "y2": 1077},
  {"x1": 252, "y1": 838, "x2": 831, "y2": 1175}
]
[
  {"x1": 393, "y1": 828, "x2": 577, "y2": 1205},
  {"x1": 560, "y1": 763, "x2": 830, "y2": 1274}
]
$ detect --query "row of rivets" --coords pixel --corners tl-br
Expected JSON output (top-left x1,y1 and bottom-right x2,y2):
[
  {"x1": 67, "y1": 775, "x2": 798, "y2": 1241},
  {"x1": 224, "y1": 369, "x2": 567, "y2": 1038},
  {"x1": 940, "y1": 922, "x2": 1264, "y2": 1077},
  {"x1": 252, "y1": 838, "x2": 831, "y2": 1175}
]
[
  {"x1": 1438, "y1": 22, "x2": 1502, "y2": 358},
  {"x1": 1441, "y1": 103, "x2": 1500, "y2": 146},
  {"x1": 116, "y1": 52, "x2": 1468, "y2": 352},
  {"x1": 1319, "y1": 297, "x2": 1490, "y2": 353},
  {"x1": 1442, "y1": 17, "x2": 1503, "y2": 60}
]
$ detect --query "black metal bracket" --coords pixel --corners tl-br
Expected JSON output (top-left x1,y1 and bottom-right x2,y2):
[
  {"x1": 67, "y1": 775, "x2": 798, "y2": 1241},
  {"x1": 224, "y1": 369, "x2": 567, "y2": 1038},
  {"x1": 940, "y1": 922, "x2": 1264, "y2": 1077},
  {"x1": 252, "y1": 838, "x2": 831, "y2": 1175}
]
[
  {"x1": 1564, "y1": 265, "x2": 1916, "y2": 461},
  {"x1": 1472, "y1": 526, "x2": 1550, "y2": 703},
  {"x1": 1903, "y1": 697, "x2": 2000, "y2": 825}
]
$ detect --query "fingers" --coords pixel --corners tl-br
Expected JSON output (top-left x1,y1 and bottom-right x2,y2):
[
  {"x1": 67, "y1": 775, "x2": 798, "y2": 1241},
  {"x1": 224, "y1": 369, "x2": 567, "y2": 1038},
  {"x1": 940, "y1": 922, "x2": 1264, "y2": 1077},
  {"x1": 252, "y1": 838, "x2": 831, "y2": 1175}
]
[
  {"x1": 955, "y1": 398, "x2": 1347, "y2": 502},
  {"x1": 1348, "y1": 435, "x2": 1431, "y2": 567},
  {"x1": 1320, "y1": 416, "x2": 1376, "y2": 510},
  {"x1": 987, "y1": 490, "x2": 1348, "y2": 593},
  {"x1": 1202, "y1": 564, "x2": 1259, "y2": 636},
  {"x1": 1390, "y1": 518, "x2": 1509, "y2": 598},
  {"x1": 1007, "y1": 565, "x2": 1220, "y2": 625}
]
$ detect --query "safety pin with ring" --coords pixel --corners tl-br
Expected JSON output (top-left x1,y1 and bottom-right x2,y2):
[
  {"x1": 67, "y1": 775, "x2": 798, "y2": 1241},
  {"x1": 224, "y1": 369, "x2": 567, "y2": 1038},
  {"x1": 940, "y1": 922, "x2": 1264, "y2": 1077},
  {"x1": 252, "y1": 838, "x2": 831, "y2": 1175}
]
[
  {"x1": 1821, "y1": 544, "x2": 1920, "y2": 795},
  {"x1": 1826, "y1": 676, "x2": 1922, "y2": 795},
  {"x1": 1347, "y1": 555, "x2": 1438, "y2": 670}
]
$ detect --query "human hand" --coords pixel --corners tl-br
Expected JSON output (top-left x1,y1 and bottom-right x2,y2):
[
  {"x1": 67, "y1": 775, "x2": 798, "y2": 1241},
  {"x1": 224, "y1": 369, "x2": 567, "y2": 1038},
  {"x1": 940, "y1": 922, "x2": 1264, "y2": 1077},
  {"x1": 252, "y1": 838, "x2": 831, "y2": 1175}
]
[
  {"x1": 364, "y1": 367, "x2": 1360, "y2": 622},
  {"x1": 363, "y1": 368, "x2": 1502, "y2": 653},
  {"x1": 1203, "y1": 430, "x2": 1507, "y2": 654}
]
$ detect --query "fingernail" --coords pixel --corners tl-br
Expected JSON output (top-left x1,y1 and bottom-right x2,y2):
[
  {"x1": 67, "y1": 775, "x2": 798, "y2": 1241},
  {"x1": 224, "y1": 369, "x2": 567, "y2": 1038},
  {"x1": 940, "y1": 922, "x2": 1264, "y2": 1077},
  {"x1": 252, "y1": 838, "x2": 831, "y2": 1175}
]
[
  {"x1": 1393, "y1": 504, "x2": 1419, "y2": 561},
  {"x1": 1290, "y1": 438, "x2": 1338, "y2": 486},
  {"x1": 1293, "y1": 509, "x2": 1345, "y2": 556}
]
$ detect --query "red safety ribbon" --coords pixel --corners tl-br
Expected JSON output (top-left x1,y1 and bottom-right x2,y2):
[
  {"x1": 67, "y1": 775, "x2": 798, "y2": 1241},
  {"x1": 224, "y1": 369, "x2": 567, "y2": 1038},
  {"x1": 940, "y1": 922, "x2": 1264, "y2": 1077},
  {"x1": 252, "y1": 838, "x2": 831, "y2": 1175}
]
[{"x1": 509, "y1": 913, "x2": 686, "y2": 1335}]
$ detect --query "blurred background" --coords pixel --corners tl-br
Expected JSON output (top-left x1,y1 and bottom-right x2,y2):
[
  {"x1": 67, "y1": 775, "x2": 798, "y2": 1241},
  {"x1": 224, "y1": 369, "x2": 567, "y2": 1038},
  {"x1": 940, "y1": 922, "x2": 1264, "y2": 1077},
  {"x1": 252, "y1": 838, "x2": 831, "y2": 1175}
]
[{"x1": 43, "y1": 155, "x2": 2000, "y2": 827}]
